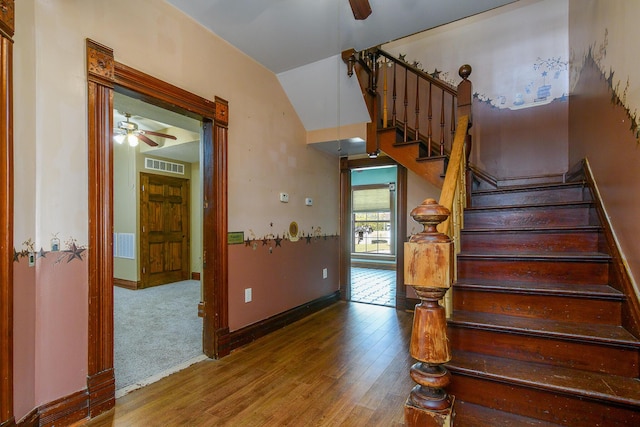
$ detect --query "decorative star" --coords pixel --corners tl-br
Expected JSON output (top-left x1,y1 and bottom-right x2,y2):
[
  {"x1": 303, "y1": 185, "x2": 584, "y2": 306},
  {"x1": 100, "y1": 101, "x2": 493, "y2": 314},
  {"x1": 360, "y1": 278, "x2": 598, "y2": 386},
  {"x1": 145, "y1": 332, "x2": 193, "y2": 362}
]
[
  {"x1": 305, "y1": 234, "x2": 312, "y2": 244},
  {"x1": 431, "y1": 69, "x2": 441, "y2": 79},
  {"x1": 38, "y1": 248, "x2": 47, "y2": 258},
  {"x1": 274, "y1": 235, "x2": 283, "y2": 247},
  {"x1": 13, "y1": 248, "x2": 19, "y2": 262},
  {"x1": 398, "y1": 53, "x2": 406, "y2": 62},
  {"x1": 262, "y1": 237, "x2": 269, "y2": 246},
  {"x1": 245, "y1": 237, "x2": 252, "y2": 246},
  {"x1": 541, "y1": 71, "x2": 548, "y2": 77},
  {"x1": 64, "y1": 243, "x2": 86, "y2": 263}
]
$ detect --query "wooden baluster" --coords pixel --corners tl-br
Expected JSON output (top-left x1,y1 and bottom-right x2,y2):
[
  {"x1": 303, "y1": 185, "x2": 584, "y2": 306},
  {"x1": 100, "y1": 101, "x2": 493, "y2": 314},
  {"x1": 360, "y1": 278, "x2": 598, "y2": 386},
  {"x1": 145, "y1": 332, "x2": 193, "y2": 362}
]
[
  {"x1": 427, "y1": 82, "x2": 433, "y2": 157},
  {"x1": 392, "y1": 62, "x2": 397, "y2": 127},
  {"x1": 383, "y1": 59, "x2": 388, "y2": 128},
  {"x1": 439, "y1": 88, "x2": 446, "y2": 156},
  {"x1": 450, "y1": 95, "x2": 456, "y2": 151},
  {"x1": 414, "y1": 74, "x2": 420, "y2": 141},
  {"x1": 404, "y1": 198, "x2": 454, "y2": 427},
  {"x1": 403, "y1": 67, "x2": 408, "y2": 142}
]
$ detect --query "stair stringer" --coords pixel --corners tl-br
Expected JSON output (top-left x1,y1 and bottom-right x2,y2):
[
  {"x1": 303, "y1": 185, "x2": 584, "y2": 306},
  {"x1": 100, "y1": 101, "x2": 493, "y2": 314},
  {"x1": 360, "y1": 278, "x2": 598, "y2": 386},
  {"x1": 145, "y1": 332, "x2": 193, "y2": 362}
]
[{"x1": 378, "y1": 127, "x2": 445, "y2": 189}]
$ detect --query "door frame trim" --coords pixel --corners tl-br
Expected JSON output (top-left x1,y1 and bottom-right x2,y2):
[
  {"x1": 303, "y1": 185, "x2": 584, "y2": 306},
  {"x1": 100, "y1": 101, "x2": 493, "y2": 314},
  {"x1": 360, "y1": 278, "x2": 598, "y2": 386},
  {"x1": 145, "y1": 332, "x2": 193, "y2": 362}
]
[{"x1": 86, "y1": 39, "x2": 228, "y2": 417}]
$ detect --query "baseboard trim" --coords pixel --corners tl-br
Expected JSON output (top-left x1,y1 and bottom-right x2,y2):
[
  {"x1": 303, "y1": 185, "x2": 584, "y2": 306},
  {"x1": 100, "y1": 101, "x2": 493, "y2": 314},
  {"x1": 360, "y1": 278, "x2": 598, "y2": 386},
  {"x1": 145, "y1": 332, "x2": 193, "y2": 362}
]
[
  {"x1": 113, "y1": 278, "x2": 139, "y2": 290},
  {"x1": 38, "y1": 389, "x2": 88, "y2": 427},
  {"x1": 87, "y1": 368, "x2": 115, "y2": 418},
  {"x1": 191, "y1": 272, "x2": 201, "y2": 280},
  {"x1": 1, "y1": 417, "x2": 16, "y2": 427},
  {"x1": 15, "y1": 408, "x2": 36, "y2": 427},
  {"x1": 583, "y1": 159, "x2": 640, "y2": 337},
  {"x1": 225, "y1": 291, "x2": 340, "y2": 353}
]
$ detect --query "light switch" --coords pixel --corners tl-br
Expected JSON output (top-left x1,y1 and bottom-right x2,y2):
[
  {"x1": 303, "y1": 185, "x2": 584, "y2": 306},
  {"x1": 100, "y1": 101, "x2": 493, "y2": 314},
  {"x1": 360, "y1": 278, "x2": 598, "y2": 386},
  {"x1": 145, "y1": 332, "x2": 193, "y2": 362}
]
[
  {"x1": 305, "y1": 197, "x2": 313, "y2": 206},
  {"x1": 279, "y1": 192, "x2": 289, "y2": 203}
]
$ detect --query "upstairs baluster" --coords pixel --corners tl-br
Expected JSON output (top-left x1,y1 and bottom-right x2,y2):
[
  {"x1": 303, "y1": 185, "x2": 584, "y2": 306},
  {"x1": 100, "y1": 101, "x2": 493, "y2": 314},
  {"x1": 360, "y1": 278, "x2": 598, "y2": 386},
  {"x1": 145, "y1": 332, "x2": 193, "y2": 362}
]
[
  {"x1": 382, "y1": 59, "x2": 388, "y2": 127},
  {"x1": 439, "y1": 88, "x2": 446, "y2": 156},
  {"x1": 414, "y1": 74, "x2": 420, "y2": 142},
  {"x1": 403, "y1": 67, "x2": 408, "y2": 142},
  {"x1": 392, "y1": 62, "x2": 397, "y2": 127},
  {"x1": 427, "y1": 82, "x2": 433, "y2": 156}
]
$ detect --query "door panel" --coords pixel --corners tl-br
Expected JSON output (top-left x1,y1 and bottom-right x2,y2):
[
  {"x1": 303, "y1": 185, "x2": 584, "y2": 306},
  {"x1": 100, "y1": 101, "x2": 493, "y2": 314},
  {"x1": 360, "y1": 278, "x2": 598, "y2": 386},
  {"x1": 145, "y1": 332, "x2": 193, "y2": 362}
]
[{"x1": 140, "y1": 172, "x2": 190, "y2": 288}]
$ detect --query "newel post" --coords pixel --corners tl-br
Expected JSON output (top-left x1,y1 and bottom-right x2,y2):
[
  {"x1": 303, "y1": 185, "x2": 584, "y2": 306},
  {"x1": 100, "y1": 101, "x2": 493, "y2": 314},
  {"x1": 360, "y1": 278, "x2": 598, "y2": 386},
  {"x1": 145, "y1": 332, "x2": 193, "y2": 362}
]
[{"x1": 404, "y1": 198, "x2": 454, "y2": 426}]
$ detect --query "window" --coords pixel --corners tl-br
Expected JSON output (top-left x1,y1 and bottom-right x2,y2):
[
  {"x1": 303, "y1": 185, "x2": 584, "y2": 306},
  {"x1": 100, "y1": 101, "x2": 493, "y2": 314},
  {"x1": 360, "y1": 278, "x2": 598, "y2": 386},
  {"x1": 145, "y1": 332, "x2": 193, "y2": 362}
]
[{"x1": 352, "y1": 185, "x2": 394, "y2": 255}]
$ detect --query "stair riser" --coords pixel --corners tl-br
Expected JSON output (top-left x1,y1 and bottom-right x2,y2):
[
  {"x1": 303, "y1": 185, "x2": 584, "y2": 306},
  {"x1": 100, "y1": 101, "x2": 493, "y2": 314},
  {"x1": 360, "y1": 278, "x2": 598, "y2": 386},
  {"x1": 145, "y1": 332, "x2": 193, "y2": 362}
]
[
  {"x1": 460, "y1": 230, "x2": 601, "y2": 253},
  {"x1": 464, "y1": 205, "x2": 595, "y2": 229},
  {"x1": 471, "y1": 186, "x2": 589, "y2": 207},
  {"x1": 452, "y1": 289, "x2": 621, "y2": 324},
  {"x1": 449, "y1": 327, "x2": 639, "y2": 377},
  {"x1": 457, "y1": 258, "x2": 609, "y2": 285},
  {"x1": 448, "y1": 373, "x2": 640, "y2": 426}
]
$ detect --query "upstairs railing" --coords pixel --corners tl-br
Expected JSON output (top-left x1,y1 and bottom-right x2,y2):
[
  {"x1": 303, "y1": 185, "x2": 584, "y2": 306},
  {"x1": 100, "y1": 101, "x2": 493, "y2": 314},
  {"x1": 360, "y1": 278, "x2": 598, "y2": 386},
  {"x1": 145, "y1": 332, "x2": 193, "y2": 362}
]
[{"x1": 344, "y1": 47, "x2": 471, "y2": 160}]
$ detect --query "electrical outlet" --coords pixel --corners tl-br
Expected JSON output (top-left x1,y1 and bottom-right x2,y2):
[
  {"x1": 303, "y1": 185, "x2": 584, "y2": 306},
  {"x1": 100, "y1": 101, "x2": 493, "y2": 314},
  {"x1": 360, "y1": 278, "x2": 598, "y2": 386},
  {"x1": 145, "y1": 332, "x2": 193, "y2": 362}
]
[
  {"x1": 322, "y1": 268, "x2": 328, "y2": 279},
  {"x1": 245, "y1": 288, "x2": 252, "y2": 303}
]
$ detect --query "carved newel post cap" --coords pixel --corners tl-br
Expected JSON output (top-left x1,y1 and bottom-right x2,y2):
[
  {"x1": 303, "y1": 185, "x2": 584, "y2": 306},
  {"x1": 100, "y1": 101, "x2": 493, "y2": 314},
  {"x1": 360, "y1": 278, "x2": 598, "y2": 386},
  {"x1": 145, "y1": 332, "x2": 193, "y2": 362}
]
[
  {"x1": 409, "y1": 199, "x2": 451, "y2": 243},
  {"x1": 459, "y1": 64, "x2": 472, "y2": 80}
]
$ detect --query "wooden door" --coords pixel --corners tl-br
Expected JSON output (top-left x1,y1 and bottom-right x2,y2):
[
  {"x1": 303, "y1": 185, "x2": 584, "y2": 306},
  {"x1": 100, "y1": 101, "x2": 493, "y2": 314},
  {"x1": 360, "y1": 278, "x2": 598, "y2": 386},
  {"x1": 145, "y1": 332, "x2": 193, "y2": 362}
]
[{"x1": 140, "y1": 172, "x2": 190, "y2": 288}]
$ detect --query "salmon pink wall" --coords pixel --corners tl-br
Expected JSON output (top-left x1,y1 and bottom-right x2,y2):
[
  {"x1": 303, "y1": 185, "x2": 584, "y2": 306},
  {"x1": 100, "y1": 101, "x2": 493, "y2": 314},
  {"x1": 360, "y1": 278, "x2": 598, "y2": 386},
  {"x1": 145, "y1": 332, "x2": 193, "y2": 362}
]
[
  {"x1": 13, "y1": 260, "x2": 35, "y2": 420},
  {"x1": 229, "y1": 238, "x2": 339, "y2": 331},
  {"x1": 568, "y1": 0, "x2": 640, "y2": 297}
]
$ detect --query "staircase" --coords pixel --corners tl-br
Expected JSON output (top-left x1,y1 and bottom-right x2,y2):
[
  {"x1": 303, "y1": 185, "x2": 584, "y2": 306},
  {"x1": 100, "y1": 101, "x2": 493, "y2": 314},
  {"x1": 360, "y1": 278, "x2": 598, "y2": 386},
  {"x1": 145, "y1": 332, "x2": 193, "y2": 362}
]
[{"x1": 446, "y1": 181, "x2": 640, "y2": 426}]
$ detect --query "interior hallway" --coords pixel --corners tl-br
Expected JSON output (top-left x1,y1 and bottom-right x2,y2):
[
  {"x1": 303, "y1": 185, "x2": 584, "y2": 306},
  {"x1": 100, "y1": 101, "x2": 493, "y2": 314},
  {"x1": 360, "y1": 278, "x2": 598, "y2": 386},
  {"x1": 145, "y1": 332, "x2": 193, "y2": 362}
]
[{"x1": 84, "y1": 302, "x2": 414, "y2": 426}]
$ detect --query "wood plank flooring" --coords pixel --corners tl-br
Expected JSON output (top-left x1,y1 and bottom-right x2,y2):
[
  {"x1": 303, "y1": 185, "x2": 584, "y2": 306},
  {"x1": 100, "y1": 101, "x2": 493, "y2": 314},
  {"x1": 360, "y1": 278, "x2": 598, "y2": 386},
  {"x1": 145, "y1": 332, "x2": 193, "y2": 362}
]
[{"x1": 83, "y1": 301, "x2": 415, "y2": 426}]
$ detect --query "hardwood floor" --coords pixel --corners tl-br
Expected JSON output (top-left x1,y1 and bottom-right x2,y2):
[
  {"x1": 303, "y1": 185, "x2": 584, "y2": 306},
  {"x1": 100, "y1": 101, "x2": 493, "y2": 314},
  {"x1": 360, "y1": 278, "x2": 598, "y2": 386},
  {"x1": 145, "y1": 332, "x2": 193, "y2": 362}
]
[{"x1": 83, "y1": 301, "x2": 415, "y2": 426}]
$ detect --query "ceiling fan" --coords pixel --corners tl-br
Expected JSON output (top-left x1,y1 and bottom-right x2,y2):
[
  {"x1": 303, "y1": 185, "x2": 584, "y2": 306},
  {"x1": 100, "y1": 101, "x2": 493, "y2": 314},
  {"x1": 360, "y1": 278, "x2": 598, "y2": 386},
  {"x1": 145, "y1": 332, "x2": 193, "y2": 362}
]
[
  {"x1": 113, "y1": 112, "x2": 177, "y2": 147},
  {"x1": 349, "y1": 0, "x2": 372, "y2": 20}
]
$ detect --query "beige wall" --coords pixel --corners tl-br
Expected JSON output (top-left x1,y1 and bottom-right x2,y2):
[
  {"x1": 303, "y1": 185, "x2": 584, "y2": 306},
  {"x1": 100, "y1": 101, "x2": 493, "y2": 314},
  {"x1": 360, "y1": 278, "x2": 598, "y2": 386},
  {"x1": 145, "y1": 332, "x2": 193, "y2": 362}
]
[{"x1": 13, "y1": 0, "x2": 339, "y2": 419}]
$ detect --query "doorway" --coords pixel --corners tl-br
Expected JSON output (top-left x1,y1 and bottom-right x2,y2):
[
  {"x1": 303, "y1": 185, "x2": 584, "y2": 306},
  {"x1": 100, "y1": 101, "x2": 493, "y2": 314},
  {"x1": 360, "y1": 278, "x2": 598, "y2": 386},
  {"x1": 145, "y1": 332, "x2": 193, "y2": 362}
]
[
  {"x1": 340, "y1": 157, "x2": 408, "y2": 310},
  {"x1": 350, "y1": 166, "x2": 397, "y2": 307},
  {"x1": 86, "y1": 39, "x2": 229, "y2": 416},
  {"x1": 112, "y1": 93, "x2": 205, "y2": 394}
]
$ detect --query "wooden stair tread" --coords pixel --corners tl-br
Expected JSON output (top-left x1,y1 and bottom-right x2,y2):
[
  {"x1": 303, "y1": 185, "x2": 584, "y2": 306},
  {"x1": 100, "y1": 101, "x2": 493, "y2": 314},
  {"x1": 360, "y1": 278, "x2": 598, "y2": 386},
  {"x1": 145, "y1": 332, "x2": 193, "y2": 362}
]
[
  {"x1": 466, "y1": 200, "x2": 594, "y2": 212},
  {"x1": 449, "y1": 311, "x2": 640, "y2": 347},
  {"x1": 447, "y1": 350, "x2": 640, "y2": 408},
  {"x1": 416, "y1": 154, "x2": 447, "y2": 162},
  {"x1": 472, "y1": 181, "x2": 587, "y2": 196},
  {"x1": 461, "y1": 225, "x2": 601, "y2": 233},
  {"x1": 454, "y1": 280, "x2": 623, "y2": 300},
  {"x1": 453, "y1": 400, "x2": 563, "y2": 427},
  {"x1": 457, "y1": 252, "x2": 611, "y2": 261}
]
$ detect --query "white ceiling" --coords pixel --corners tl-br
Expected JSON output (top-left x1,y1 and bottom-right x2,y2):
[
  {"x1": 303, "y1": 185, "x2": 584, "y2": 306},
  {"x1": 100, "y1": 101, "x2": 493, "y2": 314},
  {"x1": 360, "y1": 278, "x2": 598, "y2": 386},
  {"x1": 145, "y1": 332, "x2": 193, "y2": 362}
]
[
  {"x1": 128, "y1": 0, "x2": 519, "y2": 160},
  {"x1": 166, "y1": 0, "x2": 517, "y2": 74}
]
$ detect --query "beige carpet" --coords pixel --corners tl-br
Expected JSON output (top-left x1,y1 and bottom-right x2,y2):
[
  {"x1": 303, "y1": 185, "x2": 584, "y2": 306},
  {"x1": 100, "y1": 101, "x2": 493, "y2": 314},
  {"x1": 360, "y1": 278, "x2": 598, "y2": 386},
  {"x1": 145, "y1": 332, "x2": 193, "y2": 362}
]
[{"x1": 114, "y1": 280, "x2": 204, "y2": 393}]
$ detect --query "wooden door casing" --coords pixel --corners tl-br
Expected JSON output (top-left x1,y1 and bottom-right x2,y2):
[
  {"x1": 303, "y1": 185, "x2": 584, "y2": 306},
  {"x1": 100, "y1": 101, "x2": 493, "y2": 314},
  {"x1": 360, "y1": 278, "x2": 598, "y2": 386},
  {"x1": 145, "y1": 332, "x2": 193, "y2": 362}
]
[{"x1": 140, "y1": 172, "x2": 190, "y2": 288}]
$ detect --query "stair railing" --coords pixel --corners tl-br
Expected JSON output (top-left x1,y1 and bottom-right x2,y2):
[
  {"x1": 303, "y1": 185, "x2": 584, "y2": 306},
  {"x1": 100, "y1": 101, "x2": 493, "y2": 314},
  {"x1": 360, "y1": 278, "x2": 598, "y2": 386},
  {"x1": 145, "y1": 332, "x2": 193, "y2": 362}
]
[{"x1": 344, "y1": 47, "x2": 470, "y2": 160}]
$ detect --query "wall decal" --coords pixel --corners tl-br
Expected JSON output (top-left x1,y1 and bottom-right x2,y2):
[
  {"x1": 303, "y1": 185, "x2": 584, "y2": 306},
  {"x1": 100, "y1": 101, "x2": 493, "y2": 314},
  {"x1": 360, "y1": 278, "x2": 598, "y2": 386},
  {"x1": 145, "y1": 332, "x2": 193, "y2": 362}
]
[
  {"x1": 574, "y1": 29, "x2": 640, "y2": 144},
  {"x1": 14, "y1": 235, "x2": 87, "y2": 264}
]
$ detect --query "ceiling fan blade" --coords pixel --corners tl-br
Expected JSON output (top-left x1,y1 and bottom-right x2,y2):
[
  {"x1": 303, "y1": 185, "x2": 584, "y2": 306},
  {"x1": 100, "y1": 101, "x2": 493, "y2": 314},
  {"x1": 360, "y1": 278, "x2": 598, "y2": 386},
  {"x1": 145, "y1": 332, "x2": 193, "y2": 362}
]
[
  {"x1": 137, "y1": 133, "x2": 159, "y2": 147},
  {"x1": 349, "y1": 0, "x2": 371, "y2": 20},
  {"x1": 139, "y1": 130, "x2": 177, "y2": 140}
]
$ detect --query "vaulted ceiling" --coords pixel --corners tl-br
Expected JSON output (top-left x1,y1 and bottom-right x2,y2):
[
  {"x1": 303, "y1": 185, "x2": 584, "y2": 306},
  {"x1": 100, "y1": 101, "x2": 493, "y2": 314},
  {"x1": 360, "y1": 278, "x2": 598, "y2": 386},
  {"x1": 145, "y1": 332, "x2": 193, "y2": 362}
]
[{"x1": 165, "y1": 0, "x2": 516, "y2": 137}]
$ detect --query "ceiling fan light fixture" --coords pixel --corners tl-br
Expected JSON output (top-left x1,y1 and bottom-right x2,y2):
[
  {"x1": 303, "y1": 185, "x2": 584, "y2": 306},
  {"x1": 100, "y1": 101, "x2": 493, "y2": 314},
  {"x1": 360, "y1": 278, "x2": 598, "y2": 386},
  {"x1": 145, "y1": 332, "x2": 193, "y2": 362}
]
[
  {"x1": 114, "y1": 133, "x2": 125, "y2": 144},
  {"x1": 127, "y1": 133, "x2": 139, "y2": 147}
]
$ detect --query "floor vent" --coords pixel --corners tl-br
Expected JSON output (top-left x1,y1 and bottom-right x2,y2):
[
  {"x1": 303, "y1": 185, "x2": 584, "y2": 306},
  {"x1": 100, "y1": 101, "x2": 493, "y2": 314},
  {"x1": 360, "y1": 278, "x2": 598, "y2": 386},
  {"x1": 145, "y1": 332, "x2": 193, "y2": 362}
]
[{"x1": 145, "y1": 157, "x2": 185, "y2": 175}]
